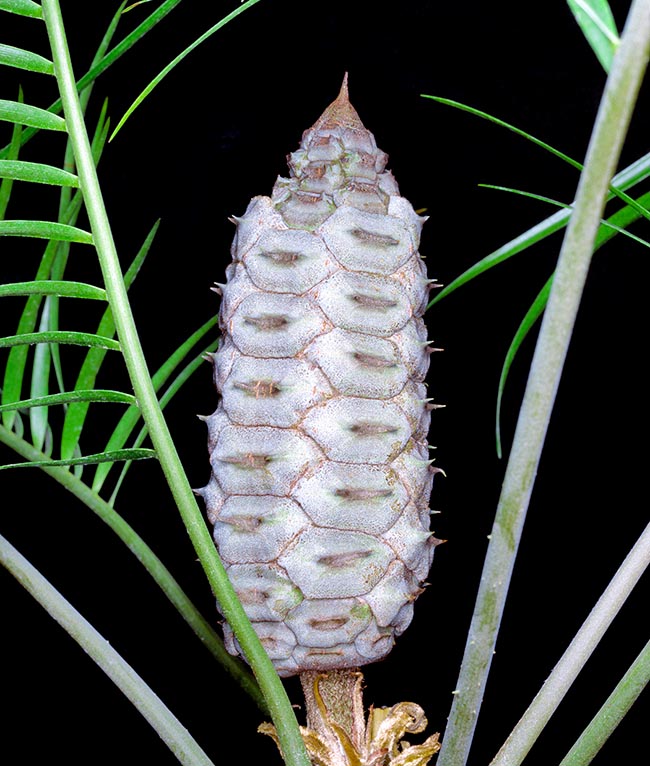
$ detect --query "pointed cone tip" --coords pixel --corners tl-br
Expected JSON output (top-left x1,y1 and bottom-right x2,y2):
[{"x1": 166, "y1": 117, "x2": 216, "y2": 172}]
[
  {"x1": 339, "y1": 71, "x2": 349, "y2": 100},
  {"x1": 312, "y1": 72, "x2": 365, "y2": 132}
]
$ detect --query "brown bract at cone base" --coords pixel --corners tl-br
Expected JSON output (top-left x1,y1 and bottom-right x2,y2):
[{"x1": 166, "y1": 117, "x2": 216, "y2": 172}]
[{"x1": 261, "y1": 669, "x2": 440, "y2": 766}]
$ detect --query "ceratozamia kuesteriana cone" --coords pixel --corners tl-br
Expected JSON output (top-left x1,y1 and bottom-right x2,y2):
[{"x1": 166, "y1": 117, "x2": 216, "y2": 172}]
[{"x1": 199, "y1": 75, "x2": 442, "y2": 677}]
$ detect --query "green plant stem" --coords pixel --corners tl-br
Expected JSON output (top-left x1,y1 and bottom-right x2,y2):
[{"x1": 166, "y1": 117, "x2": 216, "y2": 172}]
[
  {"x1": 436, "y1": 4, "x2": 650, "y2": 766},
  {"x1": 41, "y1": 3, "x2": 309, "y2": 765},
  {"x1": 0, "y1": 421, "x2": 265, "y2": 712},
  {"x1": 558, "y1": 636, "x2": 650, "y2": 766},
  {"x1": 491, "y1": 522, "x2": 650, "y2": 766},
  {"x1": 0, "y1": 532, "x2": 216, "y2": 766}
]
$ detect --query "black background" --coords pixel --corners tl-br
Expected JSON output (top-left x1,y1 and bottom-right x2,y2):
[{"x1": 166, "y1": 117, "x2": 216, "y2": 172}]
[{"x1": 2, "y1": 1, "x2": 649, "y2": 764}]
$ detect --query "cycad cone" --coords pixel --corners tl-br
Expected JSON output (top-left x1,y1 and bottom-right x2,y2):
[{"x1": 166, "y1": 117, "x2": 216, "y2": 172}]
[{"x1": 200, "y1": 75, "x2": 441, "y2": 677}]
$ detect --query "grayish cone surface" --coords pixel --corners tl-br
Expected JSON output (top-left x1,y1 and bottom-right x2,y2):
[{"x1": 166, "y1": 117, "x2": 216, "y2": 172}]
[{"x1": 200, "y1": 75, "x2": 441, "y2": 676}]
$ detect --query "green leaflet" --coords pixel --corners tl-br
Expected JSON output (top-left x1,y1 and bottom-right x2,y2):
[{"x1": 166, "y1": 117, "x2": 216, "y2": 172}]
[
  {"x1": 0, "y1": 0, "x2": 42, "y2": 18},
  {"x1": 93, "y1": 313, "x2": 217, "y2": 493},
  {"x1": 0, "y1": 448, "x2": 156, "y2": 470},
  {"x1": 61, "y1": 220, "x2": 160, "y2": 460},
  {"x1": 110, "y1": 0, "x2": 263, "y2": 139},
  {"x1": 0, "y1": 44, "x2": 54, "y2": 74},
  {"x1": 495, "y1": 279, "x2": 551, "y2": 459},
  {"x1": 108, "y1": 335, "x2": 218, "y2": 506},
  {"x1": 0, "y1": 101, "x2": 23, "y2": 218},
  {"x1": 567, "y1": 0, "x2": 619, "y2": 72},
  {"x1": 0, "y1": 0, "x2": 187, "y2": 160},
  {"x1": 421, "y1": 95, "x2": 650, "y2": 224},
  {"x1": 0, "y1": 390, "x2": 137, "y2": 413},
  {"x1": 0, "y1": 331, "x2": 120, "y2": 350},
  {"x1": 0, "y1": 220, "x2": 92, "y2": 242},
  {"x1": 30, "y1": 297, "x2": 52, "y2": 452},
  {"x1": 483, "y1": 184, "x2": 650, "y2": 457},
  {"x1": 0, "y1": 100, "x2": 65, "y2": 130},
  {"x1": 0, "y1": 160, "x2": 79, "y2": 187},
  {"x1": 0, "y1": 281, "x2": 106, "y2": 299}
]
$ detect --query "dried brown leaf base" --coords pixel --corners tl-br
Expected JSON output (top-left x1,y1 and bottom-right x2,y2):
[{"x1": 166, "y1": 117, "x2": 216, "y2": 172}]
[{"x1": 259, "y1": 669, "x2": 440, "y2": 766}]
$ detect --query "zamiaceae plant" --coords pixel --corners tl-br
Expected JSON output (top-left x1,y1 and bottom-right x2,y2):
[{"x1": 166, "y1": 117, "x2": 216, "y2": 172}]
[
  {"x1": 3, "y1": 2, "x2": 650, "y2": 766},
  {"x1": 199, "y1": 75, "x2": 442, "y2": 763}
]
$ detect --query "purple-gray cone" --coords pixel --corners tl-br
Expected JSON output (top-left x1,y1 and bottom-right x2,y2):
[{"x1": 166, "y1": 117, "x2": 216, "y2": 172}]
[{"x1": 199, "y1": 76, "x2": 441, "y2": 677}]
